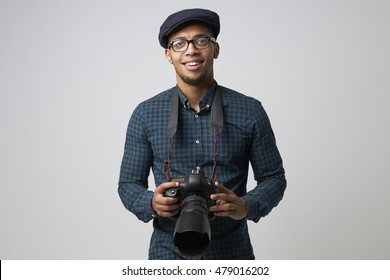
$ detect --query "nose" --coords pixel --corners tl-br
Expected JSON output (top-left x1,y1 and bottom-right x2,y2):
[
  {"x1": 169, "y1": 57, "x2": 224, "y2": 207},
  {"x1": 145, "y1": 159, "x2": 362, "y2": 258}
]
[{"x1": 185, "y1": 41, "x2": 199, "y2": 55}]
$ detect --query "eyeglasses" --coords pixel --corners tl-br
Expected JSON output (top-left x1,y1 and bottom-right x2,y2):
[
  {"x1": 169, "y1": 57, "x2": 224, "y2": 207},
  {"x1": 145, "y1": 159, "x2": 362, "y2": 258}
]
[{"x1": 168, "y1": 37, "x2": 216, "y2": 52}]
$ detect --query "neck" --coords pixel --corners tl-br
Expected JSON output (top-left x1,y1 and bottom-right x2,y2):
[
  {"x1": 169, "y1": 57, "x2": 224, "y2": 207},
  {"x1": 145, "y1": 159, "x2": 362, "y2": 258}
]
[{"x1": 177, "y1": 79, "x2": 214, "y2": 112}]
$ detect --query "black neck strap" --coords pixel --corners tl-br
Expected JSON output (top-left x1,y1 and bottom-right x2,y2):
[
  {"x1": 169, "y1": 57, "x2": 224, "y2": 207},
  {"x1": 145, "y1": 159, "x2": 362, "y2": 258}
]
[{"x1": 164, "y1": 85, "x2": 224, "y2": 181}]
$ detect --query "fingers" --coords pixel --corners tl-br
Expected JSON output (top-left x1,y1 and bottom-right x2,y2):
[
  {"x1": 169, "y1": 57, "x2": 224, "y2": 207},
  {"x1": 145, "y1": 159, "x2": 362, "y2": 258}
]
[
  {"x1": 210, "y1": 182, "x2": 234, "y2": 201},
  {"x1": 152, "y1": 182, "x2": 180, "y2": 217},
  {"x1": 210, "y1": 201, "x2": 238, "y2": 215},
  {"x1": 210, "y1": 199, "x2": 248, "y2": 220},
  {"x1": 214, "y1": 181, "x2": 233, "y2": 194},
  {"x1": 155, "y1": 181, "x2": 179, "y2": 194},
  {"x1": 153, "y1": 199, "x2": 180, "y2": 217},
  {"x1": 154, "y1": 201, "x2": 180, "y2": 217},
  {"x1": 210, "y1": 202, "x2": 236, "y2": 213},
  {"x1": 209, "y1": 182, "x2": 249, "y2": 220}
]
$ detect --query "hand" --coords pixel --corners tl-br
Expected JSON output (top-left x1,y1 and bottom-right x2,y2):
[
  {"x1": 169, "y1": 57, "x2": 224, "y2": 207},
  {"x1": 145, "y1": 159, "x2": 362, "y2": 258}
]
[
  {"x1": 152, "y1": 181, "x2": 181, "y2": 217},
  {"x1": 209, "y1": 182, "x2": 249, "y2": 220}
]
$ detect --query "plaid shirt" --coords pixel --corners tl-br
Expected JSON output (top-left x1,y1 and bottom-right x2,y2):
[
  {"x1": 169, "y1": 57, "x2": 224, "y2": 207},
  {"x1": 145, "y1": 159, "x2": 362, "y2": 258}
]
[{"x1": 118, "y1": 81, "x2": 286, "y2": 259}]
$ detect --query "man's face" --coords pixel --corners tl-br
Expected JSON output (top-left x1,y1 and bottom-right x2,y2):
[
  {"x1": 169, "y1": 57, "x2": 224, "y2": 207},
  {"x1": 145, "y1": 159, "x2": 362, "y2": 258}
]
[{"x1": 165, "y1": 23, "x2": 220, "y2": 87}]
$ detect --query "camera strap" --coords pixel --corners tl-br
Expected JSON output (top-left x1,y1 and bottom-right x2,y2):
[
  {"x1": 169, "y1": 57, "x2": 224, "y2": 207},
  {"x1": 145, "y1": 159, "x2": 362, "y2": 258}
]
[{"x1": 164, "y1": 85, "x2": 224, "y2": 182}]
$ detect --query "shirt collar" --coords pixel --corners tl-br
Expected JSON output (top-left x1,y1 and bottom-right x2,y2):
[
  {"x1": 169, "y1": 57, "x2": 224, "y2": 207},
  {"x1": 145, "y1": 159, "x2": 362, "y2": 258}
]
[{"x1": 177, "y1": 80, "x2": 217, "y2": 111}]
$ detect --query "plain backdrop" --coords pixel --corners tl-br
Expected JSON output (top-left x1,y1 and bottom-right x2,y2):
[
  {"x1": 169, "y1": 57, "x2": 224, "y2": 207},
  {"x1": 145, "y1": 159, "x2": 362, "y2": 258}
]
[{"x1": 1, "y1": 0, "x2": 389, "y2": 259}]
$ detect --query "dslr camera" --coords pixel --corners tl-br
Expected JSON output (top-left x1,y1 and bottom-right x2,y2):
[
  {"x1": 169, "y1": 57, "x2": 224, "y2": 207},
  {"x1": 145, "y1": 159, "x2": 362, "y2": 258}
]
[{"x1": 164, "y1": 168, "x2": 217, "y2": 257}]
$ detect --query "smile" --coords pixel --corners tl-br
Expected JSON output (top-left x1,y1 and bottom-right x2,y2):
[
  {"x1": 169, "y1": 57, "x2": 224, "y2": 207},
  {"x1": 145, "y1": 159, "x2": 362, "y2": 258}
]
[
  {"x1": 184, "y1": 61, "x2": 202, "y2": 66},
  {"x1": 182, "y1": 60, "x2": 204, "y2": 71}
]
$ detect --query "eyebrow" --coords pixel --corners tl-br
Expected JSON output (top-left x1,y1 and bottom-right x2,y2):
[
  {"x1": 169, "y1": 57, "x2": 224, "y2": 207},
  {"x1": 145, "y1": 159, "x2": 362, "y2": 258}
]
[{"x1": 170, "y1": 33, "x2": 211, "y2": 41}]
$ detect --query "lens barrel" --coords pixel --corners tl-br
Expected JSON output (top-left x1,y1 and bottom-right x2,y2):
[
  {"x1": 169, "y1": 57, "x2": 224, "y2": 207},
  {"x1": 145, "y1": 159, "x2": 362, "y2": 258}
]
[{"x1": 173, "y1": 195, "x2": 211, "y2": 257}]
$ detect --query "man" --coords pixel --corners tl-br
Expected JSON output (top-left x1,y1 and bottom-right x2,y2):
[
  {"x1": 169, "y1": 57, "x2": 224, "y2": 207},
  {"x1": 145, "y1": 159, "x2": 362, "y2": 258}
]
[{"x1": 118, "y1": 8, "x2": 286, "y2": 259}]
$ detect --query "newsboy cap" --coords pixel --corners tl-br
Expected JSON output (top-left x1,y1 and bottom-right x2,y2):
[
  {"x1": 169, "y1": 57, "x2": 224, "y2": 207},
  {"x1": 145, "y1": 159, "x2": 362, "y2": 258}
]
[{"x1": 158, "y1": 8, "x2": 220, "y2": 48}]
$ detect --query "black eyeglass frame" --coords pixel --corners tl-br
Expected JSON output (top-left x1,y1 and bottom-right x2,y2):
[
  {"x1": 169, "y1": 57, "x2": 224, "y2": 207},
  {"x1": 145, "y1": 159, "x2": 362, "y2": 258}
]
[{"x1": 168, "y1": 37, "x2": 216, "y2": 52}]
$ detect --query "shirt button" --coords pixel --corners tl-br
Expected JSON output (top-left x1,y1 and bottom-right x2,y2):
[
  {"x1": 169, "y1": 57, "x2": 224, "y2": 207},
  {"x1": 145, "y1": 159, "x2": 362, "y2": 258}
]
[
  {"x1": 206, "y1": 104, "x2": 210, "y2": 110},
  {"x1": 194, "y1": 114, "x2": 199, "y2": 118},
  {"x1": 195, "y1": 140, "x2": 200, "y2": 144}
]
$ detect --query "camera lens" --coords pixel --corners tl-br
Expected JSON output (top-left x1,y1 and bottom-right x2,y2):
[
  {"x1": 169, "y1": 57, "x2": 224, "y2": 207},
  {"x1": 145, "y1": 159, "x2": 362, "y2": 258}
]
[{"x1": 173, "y1": 195, "x2": 211, "y2": 257}]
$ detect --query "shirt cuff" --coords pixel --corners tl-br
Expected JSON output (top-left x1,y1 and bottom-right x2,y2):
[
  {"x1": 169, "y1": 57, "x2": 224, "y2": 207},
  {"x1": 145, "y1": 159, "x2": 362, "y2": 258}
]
[
  {"x1": 142, "y1": 191, "x2": 158, "y2": 221},
  {"x1": 241, "y1": 194, "x2": 260, "y2": 222}
]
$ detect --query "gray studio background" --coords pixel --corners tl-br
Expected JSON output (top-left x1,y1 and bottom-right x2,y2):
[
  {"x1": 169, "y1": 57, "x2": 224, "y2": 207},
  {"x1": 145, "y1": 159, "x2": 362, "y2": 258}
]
[{"x1": 1, "y1": 0, "x2": 389, "y2": 259}]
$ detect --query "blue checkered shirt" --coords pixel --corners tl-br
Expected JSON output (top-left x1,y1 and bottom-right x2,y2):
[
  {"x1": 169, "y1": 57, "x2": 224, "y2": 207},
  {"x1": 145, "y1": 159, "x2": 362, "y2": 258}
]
[{"x1": 118, "y1": 81, "x2": 286, "y2": 259}]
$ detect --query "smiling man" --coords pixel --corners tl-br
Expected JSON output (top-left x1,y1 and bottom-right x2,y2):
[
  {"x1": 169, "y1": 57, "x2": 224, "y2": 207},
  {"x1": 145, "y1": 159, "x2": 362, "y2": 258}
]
[{"x1": 118, "y1": 8, "x2": 286, "y2": 260}]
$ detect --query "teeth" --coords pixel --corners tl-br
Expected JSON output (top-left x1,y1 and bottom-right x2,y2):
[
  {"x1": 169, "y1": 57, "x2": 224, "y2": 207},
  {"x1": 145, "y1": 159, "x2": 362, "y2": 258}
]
[{"x1": 186, "y1": 62, "x2": 199, "y2": 66}]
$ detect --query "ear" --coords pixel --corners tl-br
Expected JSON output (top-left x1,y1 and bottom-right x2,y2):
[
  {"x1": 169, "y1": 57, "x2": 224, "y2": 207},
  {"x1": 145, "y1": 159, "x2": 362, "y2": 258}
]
[
  {"x1": 165, "y1": 49, "x2": 173, "y2": 64},
  {"x1": 213, "y1": 42, "x2": 220, "y2": 59}
]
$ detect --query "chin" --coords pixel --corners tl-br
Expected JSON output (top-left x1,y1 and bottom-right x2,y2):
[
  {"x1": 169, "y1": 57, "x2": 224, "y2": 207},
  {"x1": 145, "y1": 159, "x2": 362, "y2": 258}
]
[{"x1": 180, "y1": 73, "x2": 209, "y2": 86}]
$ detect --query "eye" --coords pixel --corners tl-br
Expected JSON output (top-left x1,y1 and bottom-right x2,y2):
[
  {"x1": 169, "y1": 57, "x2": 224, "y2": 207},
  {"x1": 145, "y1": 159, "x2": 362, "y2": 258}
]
[
  {"x1": 195, "y1": 38, "x2": 209, "y2": 46},
  {"x1": 172, "y1": 40, "x2": 186, "y2": 49}
]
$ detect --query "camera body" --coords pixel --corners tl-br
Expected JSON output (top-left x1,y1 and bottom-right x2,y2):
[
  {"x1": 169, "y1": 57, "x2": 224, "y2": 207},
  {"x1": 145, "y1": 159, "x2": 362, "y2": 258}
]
[
  {"x1": 164, "y1": 168, "x2": 217, "y2": 257},
  {"x1": 165, "y1": 168, "x2": 216, "y2": 215}
]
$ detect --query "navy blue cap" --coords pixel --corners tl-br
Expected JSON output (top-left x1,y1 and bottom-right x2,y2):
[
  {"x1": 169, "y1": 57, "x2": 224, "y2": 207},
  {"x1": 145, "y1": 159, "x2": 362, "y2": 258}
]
[{"x1": 158, "y1": 8, "x2": 220, "y2": 48}]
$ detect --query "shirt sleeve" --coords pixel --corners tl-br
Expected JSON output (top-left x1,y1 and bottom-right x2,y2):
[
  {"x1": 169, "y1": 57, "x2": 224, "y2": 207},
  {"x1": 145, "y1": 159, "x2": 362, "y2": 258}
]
[
  {"x1": 118, "y1": 105, "x2": 156, "y2": 222},
  {"x1": 241, "y1": 101, "x2": 287, "y2": 222}
]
